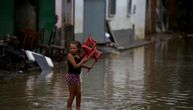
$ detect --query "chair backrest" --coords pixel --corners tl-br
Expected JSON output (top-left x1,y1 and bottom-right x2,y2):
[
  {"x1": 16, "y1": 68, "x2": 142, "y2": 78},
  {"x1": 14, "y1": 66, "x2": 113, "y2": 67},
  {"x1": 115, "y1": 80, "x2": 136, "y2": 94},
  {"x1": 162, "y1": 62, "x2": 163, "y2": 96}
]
[
  {"x1": 81, "y1": 35, "x2": 101, "y2": 60},
  {"x1": 84, "y1": 36, "x2": 96, "y2": 48}
]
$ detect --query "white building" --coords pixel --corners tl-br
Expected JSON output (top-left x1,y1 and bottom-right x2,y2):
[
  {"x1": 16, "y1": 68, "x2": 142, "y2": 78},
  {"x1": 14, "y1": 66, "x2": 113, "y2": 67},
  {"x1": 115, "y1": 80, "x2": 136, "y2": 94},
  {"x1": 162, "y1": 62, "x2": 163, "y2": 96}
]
[{"x1": 56, "y1": 0, "x2": 147, "y2": 46}]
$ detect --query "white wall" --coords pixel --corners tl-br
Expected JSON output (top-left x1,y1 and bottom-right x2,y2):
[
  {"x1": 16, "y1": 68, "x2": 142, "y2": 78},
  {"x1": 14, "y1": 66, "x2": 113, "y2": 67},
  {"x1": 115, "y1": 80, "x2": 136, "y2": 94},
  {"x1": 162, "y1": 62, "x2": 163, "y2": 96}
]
[
  {"x1": 74, "y1": 0, "x2": 84, "y2": 34},
  {"x1": 107, "y1": 0, "x2": 146, "y2": 40},
  {"x1": 107, "y1": 0, "x2": 133, "y2": 30},
  {"x1": 74, "y1": 0, "x2": 146, "y2": 40},
  {"x1": 131, "y1": 0, "x2": 146, "y2": 39},
  {"x1": 55, "y1": 0, "x2": 62, "y2": 28}
]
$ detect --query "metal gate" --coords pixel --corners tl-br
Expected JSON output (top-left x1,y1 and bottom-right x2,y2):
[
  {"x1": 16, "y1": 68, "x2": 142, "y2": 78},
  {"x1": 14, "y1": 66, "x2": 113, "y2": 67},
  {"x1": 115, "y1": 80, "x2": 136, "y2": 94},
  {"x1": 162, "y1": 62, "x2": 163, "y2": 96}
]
[{"x1": 83, "y1": 0, "x2": 106, "y2": 44}]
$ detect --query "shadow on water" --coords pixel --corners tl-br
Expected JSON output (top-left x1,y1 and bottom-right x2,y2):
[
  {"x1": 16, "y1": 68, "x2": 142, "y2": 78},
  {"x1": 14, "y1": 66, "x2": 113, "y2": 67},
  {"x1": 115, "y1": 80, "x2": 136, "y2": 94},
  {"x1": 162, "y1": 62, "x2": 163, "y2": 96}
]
[{"x1": 1, "y1": 37, "x2": 193, "y2": 110}]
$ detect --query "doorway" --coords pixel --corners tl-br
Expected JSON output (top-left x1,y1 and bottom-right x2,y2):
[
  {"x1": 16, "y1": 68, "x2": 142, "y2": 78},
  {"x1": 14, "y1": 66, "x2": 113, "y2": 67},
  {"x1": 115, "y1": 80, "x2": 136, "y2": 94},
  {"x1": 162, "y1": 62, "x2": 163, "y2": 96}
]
[{"x1": 83, "y1": 0, "x2": 106, "y2": 44}]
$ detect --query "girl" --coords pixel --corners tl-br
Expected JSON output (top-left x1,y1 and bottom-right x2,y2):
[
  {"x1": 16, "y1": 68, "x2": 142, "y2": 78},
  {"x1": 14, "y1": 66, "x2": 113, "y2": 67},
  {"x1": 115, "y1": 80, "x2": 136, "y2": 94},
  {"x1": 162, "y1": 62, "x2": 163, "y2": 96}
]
[{"x1": 66, "y1": 41, "x2": 91, "y2": 109}]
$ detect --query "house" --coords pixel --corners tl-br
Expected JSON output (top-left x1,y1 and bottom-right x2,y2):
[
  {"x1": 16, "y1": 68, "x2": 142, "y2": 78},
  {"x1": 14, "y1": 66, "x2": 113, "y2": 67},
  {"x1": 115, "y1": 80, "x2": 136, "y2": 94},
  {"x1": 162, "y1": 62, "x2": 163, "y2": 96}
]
[
  {"x1": 0, "y1": 0, "x2": 55, "y2": 44},
  {"x1": 1, "y1": 0, "x2": 191, "y2": 49},
  {"x1": 0, "y1": 0, "x2": 73, "y2": 53},
  {"x1": 106, "y1": 0, "x2": 146, "y2": 47},
  {"x1": 74, "y1": 0, "x2": 147, "y2": 48}
]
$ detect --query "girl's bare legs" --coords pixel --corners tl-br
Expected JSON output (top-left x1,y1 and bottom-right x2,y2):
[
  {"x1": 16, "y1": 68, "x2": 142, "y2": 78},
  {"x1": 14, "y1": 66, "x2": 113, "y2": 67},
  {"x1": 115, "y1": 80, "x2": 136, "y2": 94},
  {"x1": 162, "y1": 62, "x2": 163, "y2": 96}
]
[
  {"x1": 67, "y1": 85, "x2": 76, "y2": 108},
  {"x1": 76, "y1": 84, "x2": 81, "y2": 109},
  {"x1": 67, "y1": 108, "x2": 72, "y2": 110}
]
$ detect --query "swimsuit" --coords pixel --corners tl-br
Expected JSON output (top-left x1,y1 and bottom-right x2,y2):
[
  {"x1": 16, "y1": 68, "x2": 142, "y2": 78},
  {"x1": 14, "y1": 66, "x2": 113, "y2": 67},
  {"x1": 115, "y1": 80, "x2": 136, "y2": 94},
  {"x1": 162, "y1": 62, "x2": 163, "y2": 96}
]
[{"x1": 66, "y1": 56, "x2": 81, "y2": 85}]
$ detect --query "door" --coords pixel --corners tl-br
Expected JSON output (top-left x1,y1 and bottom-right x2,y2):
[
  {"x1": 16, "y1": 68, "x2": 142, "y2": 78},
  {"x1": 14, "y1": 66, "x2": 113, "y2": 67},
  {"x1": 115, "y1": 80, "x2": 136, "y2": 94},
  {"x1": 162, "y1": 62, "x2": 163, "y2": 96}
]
[
  {"x1": 83, "y1": 0, "x2": 106, "y2": 44},
  {"x1": 132, "y1": 0, "x2": 146, "y2": 39},
  {"x1": 0, "y1": 0, "x2": 14, "y2": 36},
  {"x1": 38, "y1": 0, "x2": 55, "y2": 44}
]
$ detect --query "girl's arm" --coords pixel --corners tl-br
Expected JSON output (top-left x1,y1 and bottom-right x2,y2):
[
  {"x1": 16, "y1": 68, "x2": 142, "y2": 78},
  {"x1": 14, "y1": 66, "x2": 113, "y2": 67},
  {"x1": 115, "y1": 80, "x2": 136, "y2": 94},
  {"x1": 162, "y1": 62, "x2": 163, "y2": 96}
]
[
  {"x1": 67, "y1": 53, "x2": 87, "y2": 68},
  {"x1": 81, "y1": 64, "x2": 92, "y2": 70}
]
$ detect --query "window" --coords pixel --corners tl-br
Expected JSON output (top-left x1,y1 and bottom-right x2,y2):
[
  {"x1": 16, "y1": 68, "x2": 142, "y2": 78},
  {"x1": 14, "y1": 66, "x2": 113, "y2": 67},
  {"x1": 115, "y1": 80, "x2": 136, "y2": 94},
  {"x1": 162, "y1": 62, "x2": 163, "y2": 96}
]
[
  {"x1": 108, "y1": 0, "x2": 116, "y2": 17},
  {"x1": 127, "y1": 0, "x2": 132, "y2": 17}
]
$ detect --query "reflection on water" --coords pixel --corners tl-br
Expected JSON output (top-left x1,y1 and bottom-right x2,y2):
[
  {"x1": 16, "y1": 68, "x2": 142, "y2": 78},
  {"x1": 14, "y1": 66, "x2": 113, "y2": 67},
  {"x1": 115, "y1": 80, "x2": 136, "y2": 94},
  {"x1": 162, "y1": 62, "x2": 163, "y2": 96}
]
[{"x1": 1, "y1": 38, "x2": 193, "y2": 110}]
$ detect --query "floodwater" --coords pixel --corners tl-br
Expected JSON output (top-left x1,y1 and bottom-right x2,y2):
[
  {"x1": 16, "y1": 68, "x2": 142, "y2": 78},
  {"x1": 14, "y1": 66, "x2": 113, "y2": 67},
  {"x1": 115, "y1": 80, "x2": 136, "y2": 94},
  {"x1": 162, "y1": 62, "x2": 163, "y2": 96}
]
[{"x1": 1, "y1": 37, "x2": 193, "y2": 110}]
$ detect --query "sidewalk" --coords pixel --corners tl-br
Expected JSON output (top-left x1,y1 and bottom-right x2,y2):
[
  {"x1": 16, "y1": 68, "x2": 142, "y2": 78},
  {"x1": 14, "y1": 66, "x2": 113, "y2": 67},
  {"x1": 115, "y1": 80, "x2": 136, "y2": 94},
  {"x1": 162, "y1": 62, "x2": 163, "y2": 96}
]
[
  {"x1": 97, "y1": 40, "x2": 151, "y2": 54},
  {"x1": 115, "y1": 40, "x2": 151, "y2": 51},
  {"x1": 98, "y1": 32, "x2": 176, "y2": 54}
]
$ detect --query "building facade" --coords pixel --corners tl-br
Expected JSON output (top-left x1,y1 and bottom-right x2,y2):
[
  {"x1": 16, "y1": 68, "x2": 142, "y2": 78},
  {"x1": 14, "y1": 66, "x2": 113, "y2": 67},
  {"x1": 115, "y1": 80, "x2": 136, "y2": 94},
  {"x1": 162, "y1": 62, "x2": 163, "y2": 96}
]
[{"x1": 74, "y1": 0, "x2": 147, "y2": 45}]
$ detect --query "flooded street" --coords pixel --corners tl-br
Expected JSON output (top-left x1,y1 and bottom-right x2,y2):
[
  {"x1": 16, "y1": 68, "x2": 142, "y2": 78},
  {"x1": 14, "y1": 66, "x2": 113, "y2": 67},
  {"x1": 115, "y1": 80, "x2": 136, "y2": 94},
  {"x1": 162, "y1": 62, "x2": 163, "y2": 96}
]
[{"x1": 1, "y1": 37, "x2": 193, "y2": 110}]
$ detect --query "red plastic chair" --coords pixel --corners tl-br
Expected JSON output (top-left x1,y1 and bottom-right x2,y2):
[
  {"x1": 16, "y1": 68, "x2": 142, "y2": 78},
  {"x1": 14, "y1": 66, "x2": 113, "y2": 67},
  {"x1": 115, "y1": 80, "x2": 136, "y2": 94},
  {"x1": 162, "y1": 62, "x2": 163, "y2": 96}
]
[
  {"x1": 82, "y1": 36, "x2": 97, "y2": 59},
  {"x1": 84, "y1": 35, "x2": 96, "y2": 48},
  {"x1": 81, "y1": 35, "x2": 102, "y2": 72},
  {"x1": 92, "y1": 48, "x2": 102, "y2": 60}
]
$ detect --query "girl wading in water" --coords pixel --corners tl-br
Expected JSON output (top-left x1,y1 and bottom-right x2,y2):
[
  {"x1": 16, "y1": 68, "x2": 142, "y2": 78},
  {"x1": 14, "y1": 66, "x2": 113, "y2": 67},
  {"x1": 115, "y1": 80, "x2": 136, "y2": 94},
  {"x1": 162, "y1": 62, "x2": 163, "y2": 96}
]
[{"x1": 66, "y1": 41, "x2": 91, "y2": 110}]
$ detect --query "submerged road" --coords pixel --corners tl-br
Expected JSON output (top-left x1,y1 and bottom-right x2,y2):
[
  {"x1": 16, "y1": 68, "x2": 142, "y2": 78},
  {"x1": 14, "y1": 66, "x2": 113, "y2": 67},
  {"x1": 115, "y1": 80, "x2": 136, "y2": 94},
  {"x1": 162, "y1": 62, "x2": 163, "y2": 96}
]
[{"x1": 0, "y1": 36, "x2": 193, "y2": 110}]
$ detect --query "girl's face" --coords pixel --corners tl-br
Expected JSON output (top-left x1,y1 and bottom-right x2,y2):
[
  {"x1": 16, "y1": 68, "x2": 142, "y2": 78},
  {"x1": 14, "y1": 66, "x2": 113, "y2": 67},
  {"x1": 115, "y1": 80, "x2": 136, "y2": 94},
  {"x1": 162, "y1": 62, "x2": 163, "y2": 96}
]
[{"x1": 69, "y1": 43, "x2": 79, "y2": 55}]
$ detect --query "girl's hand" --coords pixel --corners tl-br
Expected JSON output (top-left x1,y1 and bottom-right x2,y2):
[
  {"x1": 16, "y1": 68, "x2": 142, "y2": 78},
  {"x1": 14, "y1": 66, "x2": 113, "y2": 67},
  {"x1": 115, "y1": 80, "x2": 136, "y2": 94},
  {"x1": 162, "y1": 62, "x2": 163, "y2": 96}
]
[
  {"x1": 86, "y1": 66, "x2": 92, "y2": 72},
  {"x1": 87, "y1": 66, "x2": 92, "y2": 70},
  {"x1": 82, "y1": 57, "x2": 88, "y2": 63}
]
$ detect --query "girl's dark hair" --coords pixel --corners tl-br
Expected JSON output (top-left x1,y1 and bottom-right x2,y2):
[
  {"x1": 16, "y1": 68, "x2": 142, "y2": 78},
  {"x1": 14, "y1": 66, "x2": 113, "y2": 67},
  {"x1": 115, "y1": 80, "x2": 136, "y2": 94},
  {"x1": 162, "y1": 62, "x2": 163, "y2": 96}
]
[{"x1": 70, "y1": 41, "x2": 82, "y2": 54}]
